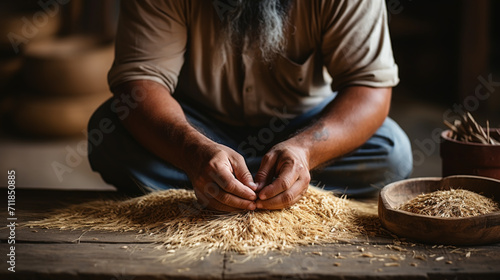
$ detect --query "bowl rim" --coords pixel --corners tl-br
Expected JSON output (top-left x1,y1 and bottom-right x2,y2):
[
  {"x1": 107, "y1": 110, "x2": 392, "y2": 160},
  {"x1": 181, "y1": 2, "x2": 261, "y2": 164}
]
[
  {"x1": 23, "y1": 35, "x2": 113, "y2": 60},
  {"x1": 440, "y1": 129, "x2": 500, "y2": 147}
]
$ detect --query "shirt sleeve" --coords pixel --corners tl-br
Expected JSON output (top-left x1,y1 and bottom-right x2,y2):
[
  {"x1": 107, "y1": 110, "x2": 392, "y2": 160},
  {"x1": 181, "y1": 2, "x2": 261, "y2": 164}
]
[
  {"x1": 108, "y1": 0, "x2": 187, "y2": 93},
  {"x1": 321, "y1": 0, "x2": 399, "y2": 91}
]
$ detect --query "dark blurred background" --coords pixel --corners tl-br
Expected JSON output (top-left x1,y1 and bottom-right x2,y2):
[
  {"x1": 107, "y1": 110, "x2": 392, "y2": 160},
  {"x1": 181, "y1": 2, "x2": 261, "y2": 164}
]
[
  {"x1": 390, "y1": 0, "x2": 499, "y2": 108},
  {"x1": 0, "y1": 0, "x2": 498, "y2": 190}
]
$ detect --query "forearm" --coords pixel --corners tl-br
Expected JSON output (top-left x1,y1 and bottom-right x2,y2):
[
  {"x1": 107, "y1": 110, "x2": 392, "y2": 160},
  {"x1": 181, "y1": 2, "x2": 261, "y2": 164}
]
[
  {"x1": 111, "y1": 80, "x2": 210, "y2": 172},
  {"x1": 111, "y1": 80, "x2": 257, "y2": 211},
  {"x1": 286, "y1": 86, "x2": 392, "y2": 170}
]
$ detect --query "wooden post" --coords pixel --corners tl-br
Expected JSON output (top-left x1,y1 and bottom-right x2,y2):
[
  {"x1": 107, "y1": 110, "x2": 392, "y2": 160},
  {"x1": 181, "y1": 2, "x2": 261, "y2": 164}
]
[{"x1": 458, "y1": 1, "x2": 490, "y2": 104}]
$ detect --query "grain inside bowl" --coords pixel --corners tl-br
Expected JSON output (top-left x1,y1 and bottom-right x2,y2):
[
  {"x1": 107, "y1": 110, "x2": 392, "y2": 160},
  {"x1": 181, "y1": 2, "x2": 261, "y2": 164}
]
[{"x1": 398, "y1": 188, "x2": 500, "y2": 218}]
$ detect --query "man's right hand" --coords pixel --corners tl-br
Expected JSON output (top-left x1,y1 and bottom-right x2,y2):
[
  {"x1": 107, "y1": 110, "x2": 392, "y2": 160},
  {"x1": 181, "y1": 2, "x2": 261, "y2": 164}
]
[
  {"x1": 114, "y1": 80, "x2": 257, "y2": 212},
  {"x1": 185, "y1": 142, "x2": 258, "y2": 212}
]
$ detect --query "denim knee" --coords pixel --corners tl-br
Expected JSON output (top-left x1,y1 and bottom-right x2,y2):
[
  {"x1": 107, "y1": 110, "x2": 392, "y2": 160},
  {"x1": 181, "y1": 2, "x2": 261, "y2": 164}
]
[
  {"x1": 310, "y1": 117, "x2": 413, "y2": 197},
  {"x1": 379, "y1": 118, "x2": 413, "y2": 185}
]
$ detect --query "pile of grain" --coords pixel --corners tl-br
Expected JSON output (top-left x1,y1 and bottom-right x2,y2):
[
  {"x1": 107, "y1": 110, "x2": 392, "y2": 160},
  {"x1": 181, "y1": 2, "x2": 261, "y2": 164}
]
[
  {"x1": 27, "y1": 187, "x2": 379, "y2": 257},
  {"x1": 398, "y1": 189, "x2": 500, "y2": 218}
]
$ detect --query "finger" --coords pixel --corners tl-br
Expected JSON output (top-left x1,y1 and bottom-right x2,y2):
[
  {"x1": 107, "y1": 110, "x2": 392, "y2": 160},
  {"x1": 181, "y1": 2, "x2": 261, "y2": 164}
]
[
  {"x1": 205, "y1": 197, "x2": 247, "y2": 212},
  {"x1": 256, "y1": 177, "x2": 309, "y2": 210},
  {"x1": 210, "y1": 168, "x2": 257, "y2": 201},
  {"x1": 194, "y1": 184, "x2": 243, "y2": 212},
  {"x1": 193, "y1": 187, "x2": 212, "y2": 209},
  {"x1": 254, "y1": 152, "x2": 278, "y2": 192},
  {"x1": 258, "y1": 158, "x2": 302, "y2": 200},
  {"x1": 229, "y1": 154, "x2": 258, "y2": 191},
  {"x1": 204, "y1": 182, "x2": 256, "y2": 211},
  {"x1": 196, "y1": 183, "x2": 250, "y2": 212}
]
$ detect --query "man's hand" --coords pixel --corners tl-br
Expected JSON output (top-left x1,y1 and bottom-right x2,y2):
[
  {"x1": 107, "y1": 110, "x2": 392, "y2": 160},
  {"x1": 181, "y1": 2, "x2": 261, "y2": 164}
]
[
  {"x1": 113, "y1": 80, "x2": 258, "y2": 212},
  {"x1": 252, "y1": 86, "x2": 392, "y2": 210},
  {"x1": 254, "y1": 142, "x2": 311, "y2": 210},
  {"x1": 186, "y1": 142, "x2": 258, "y2": 212}
]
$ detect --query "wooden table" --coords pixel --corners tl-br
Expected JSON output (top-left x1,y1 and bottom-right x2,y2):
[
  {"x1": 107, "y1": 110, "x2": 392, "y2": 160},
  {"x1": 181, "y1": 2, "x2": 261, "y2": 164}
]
[{"x1": 1, "y1": 189, "x2": 500, "y2": 279}]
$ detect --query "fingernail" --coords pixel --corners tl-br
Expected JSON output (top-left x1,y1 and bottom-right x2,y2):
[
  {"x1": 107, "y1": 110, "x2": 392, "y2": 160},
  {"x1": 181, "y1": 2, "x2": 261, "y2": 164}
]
[
  {"x1": 248, "y1": 182, "x2": 258, "y2": 190},
  {"x1": 256, "y1": 202, "x2": 263, "y2": 209},
  {"x1": 256, "y1": 182, "x2": 265, "y2": 190},
  {"x1": 259, "y1": 193, "x2": 266, "y2": 200},
  {"x1": 247, "y1": 203, "x2": 256, "y2": 211}
]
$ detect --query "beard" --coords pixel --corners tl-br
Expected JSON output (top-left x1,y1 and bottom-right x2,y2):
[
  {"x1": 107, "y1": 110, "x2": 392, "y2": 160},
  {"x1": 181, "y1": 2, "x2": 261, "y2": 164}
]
[{"x1": 218, "y1": 0, "x2": 293, "y2": 63}]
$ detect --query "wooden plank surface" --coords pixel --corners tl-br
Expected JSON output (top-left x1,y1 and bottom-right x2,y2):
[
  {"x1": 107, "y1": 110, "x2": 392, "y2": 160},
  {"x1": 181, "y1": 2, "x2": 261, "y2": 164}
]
[
  {"x1": 0, "y1": 243, "x2": 224, "y2": 280},
  {"x1": 1, "y1": 189, "x2": 500, "y2": 279},
  {"x1": 224, "y1": 243, "x2": 500, "y2": 280}
]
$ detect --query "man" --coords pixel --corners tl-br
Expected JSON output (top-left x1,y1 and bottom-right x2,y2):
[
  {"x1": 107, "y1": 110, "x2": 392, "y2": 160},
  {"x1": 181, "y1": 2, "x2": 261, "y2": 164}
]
[{"x1": 88, "y1": 0, "x2": 413, "y2": 212}]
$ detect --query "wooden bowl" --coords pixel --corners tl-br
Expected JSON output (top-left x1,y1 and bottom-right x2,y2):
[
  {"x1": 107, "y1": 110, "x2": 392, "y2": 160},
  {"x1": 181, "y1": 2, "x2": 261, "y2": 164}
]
[
  {"x1": 0, "y1": 11, "x2": 61, "y2": 51},
  {"x1": 22, "y1": 36, "x2": 114, "y2": 96},
  {"x1": 440, "y1": 129, "x2": 500, "y2": 180},
  {"x1": 10, "y1": 91, "x2": 111, "y2": 138},
  {"x1": 379, "y1": 176, "x2": 500, "y2": 245}
]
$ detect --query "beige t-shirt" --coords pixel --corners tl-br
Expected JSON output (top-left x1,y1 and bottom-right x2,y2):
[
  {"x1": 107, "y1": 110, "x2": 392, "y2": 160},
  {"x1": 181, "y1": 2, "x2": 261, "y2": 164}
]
[{"x1": 109, "y1": 0, "x2": 399, "y2": 126}]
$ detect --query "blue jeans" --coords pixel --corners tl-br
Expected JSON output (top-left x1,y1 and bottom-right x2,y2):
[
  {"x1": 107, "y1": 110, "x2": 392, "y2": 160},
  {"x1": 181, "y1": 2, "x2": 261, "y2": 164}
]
[{"x1": 88, "y1": 97, "x2": 413, "y2": 197}]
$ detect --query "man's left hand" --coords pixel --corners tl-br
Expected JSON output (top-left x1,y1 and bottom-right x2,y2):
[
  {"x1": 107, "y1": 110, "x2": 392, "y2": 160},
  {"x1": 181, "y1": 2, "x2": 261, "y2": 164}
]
[{"x1": 254, "y1": 142, "x2": 311, "y2": 210}]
